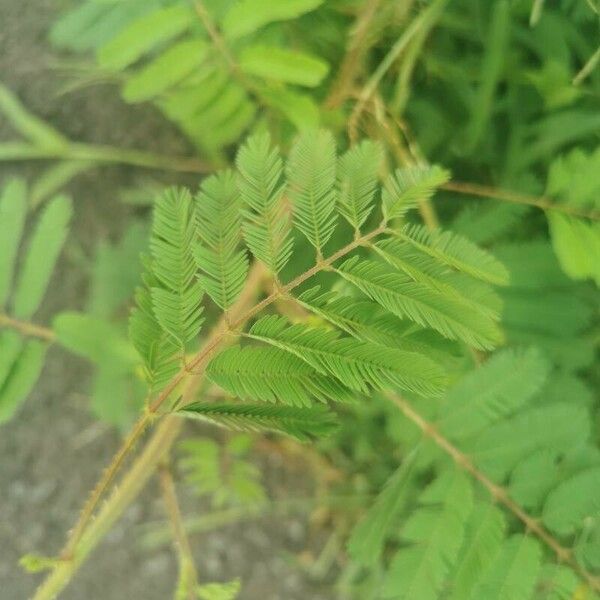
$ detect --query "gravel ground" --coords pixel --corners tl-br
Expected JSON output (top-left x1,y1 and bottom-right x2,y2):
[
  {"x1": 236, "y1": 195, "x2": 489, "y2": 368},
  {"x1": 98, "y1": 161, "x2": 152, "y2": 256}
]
[{"x1": 0, "y1": 2, "x2": 334, "y2": 598}]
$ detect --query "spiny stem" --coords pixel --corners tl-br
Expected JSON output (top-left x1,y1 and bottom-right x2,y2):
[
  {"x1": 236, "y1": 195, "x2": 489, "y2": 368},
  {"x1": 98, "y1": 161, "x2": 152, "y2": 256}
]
[
  {"x1": 0, "y1": 313, "x2": 55, "y2": 341},
  {"x1": 33, "y1": 416, "x2": 183, "y2": 600},
  {"x1": 159, "y1": 460, "x2": 199, "y2": 598},
  {"x1": 442, "y1": 181, "x2": 600, "y2": 221},
  {"x1": 388, "y1": 392, "x2": 600, "y2": 593}
]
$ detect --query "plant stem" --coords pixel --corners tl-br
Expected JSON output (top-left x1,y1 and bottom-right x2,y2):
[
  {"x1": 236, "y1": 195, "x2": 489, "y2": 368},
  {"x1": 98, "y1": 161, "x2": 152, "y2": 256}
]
[
  {"x1": 159, "y1": 461, "x2": 199, "y2": 598},
  {"x1": 348, "y1": 0, "x2": 448, "y2": 141},
  {"x1": 0, "y1": 313, "x2": 55, "y2": 341},
  {"x1": 388, "y1": 392, "x2": 600, "y2": 593},
  {"x1": 0, "y1": 141, "x2": 211, "y2": 173},
  {"x1": 32, "y1": 416, "x2": 183, "y2": 600},
  {"x1": 442, "y1": 180, "x2": 600, "y2": 221},
  {"x1": 34, "y1": 225, "x2": 388, "y2": 597}
]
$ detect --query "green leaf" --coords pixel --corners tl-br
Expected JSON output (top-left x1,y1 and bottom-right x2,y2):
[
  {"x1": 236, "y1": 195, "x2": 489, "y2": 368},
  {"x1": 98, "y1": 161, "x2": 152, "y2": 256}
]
[
  {"x1": 397, "y1": 223, "x2": 509, "y2": 285},
  {"x1": 259, "y1": 86, "x2": 320, "y2": 130},
  {"x1": 547, "y1": 213, "x2": 600, "y2": 286},
  {"x1": 248, "y1": 315, "x2": 447, "y2": 398},
  {"x1": 337, "y1": 256, "x2": 502, "y2": 350},
  {"x1": 207, "y1": 345, "x2": 355, "y2": 407},
  {"x1": 287, "y1": 129, "x2": 337, "y2": 254},
  {"x1": 197, "y1": 578, "x2": 241, "y2": 600},
  {"x1": 195, "y1": 171, "x2": 248, "y2": 310},
  {"x1": 382, "y1": 165, "x2": 449, "y2": 221},
  {"x1": 0, "y1": 340, "x2": 46, "y2": 423},
  {"x1": 222, "y1": 0, "x2": 323, "y2": 40},
  {"x1": 178, "y1": 401, "x2": 338, "y2": 442},
  {"x1": 149, "y1": 187, "x2": 204, "y2": 347},
  {"x1": 0, "y1": 330, "x2": 24, "y2": 388},
  {"x1": 123, "y1": 39, "x2": 208, "y2": 103},
  {"x1": 543, "y1": 467, "x2": 600, "y2": 536},
  {"x1": 348, "y1": 447, "x2": 419, "y2": 566},
  {"x1": 236, "y1": 132, "x2": 293, "y2": 274},
  {"x1": 468, "y1": 404, "x2": 590, "y2": 481},
  {"x1": 0, "y1": 179, "x2": 27, "y2": 307},
  {"x1": 97, "y1": 5, "x2": 195, "y2": 71},
  {"x1": 337, "y1": 140, "x2": 383, "y2": 231},
  {"x1": 12, "y1": 194, "x2": 72, "y2": 319},
  {"x1": 239, "y1": 45, "x2": 329, "y2": 87},
  {"x1": 448, "y1": 504, "x2": 506, "y2": 600},
  {"x1": 53, "y1": 312, "x2": 138, "y2": 369},
  {"x1": 439, "y1": 348, "x2": 549, "y2": 440},
  {"x1": 468, "y1": 535, "x2": 541, "y2": 600},
  {"x1": 383, "y1": 470, "x2": 473, "y2": 600}
]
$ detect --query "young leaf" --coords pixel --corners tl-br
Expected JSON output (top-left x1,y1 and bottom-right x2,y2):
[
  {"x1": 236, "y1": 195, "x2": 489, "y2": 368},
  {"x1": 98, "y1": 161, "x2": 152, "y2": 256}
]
[
  {"x1": 0, "y1": 331, "x2": 24, "y2": 388},
  {"x1": 248, "y1": 315, "x2": 447, "y2": 397},
  {"x1": 0, "y1": 340, "x2": 46, "y2": 423},
  {"x1": 239, "y1": 46, "x2": 329, "y2": 87},
  {"x1": 236, "y1": 133, "x2": 293, "y2": 274},
  {"x1": 287, "y1": 129, "x2": 337, "y2": 255},
  {"x1": 195, "y1": 171, "x2": 248, "y2": 310},
  {"x1": 178, "y1": 401, "x2": 338, "y2": 442},
  {"x1": 382, "y1": 165, "x2": 449, "y2": 221},
  {"x1": 196, "y1": 578, "x2": 241, "y2": 600},
  {"x1": 337, "y1": 140, "x2": 383, "y2": 231},
  {"x1": 0, "y1": 179, "x2": 27, "y2": 307},
  {"x1": 149, "y1": 187, "x2": 204, "y2": 347},
  {"x1": 12, "y1": 194, "x2": 72, "y2": 319},
  {"x1": 337, "y1": 256, "x2": 502, "y2": 349},
  {"x1": 222, "y1": 0, "x2": 323, "y2": 40},
  {"x1": 207, "y1": 346, "x2": 355, "y2": 407}
]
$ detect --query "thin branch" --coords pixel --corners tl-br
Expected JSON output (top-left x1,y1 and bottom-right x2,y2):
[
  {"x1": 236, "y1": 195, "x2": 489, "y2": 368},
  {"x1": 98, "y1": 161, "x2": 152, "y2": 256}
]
[
  {"x1": 0, "y1": 313, "x2": 55, "y2": 342},
  {"x1": 442, "y1": 181, "x2": 600, "y2": 221},
  {"x1": 387, "y1": 392, "x2": 600, "y2": 593},
  {"x1": 0, "y1": 141, "x2": 211, "y2": 173},
  {"x1": 325, "y1": 0, "x2": 383, "y2": 108},
  {"x1": 159, "y1": 461, "x2": 199, "y2": 599},
  {"x1": 348, "y1": 0, "x2": 448, "y2": 141}
]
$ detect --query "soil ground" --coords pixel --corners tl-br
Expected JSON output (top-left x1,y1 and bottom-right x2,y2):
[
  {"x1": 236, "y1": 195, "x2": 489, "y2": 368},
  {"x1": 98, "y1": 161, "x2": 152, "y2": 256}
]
[{"x1": 0, "y1": 3, "x2": 334, "y2": 598}]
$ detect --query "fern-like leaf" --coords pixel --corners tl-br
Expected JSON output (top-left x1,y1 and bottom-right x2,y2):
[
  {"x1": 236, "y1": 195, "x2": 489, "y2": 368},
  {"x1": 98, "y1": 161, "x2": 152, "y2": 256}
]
[
  {"x1": 448, "y1": 503, "x2": 506, "y2": 600},
  {"x1": 439, "y1": 348, "x2": 550, "y2": 440},
  {"x1": 286, "y1": 129, "x2": 337, "y2": 255},
  {"x1": 178, "y1": 401, "x2": 338, "y2": 442},
  {"x1": 382, "y1": 470, "x2": 473, "y2": 600},
  {"x1": 468, "y1": 535, "x2": 541, "y2": 600},
  {"x1": 150, "y1": 187, "x2": 204, "y2": 347},
  {"x1": 337, "y1": 256, "x2": 502, "y2": 349},
  {"x1": 248, "y1": 315, "x2": 446, "y2": 397},
  {"x1": 195, "y1": 171, "x2": 248, "y2": 310},
  {"x1": 382, "y1": 165, "x2": 449, "y2": 221},
  {"x1": 337, "y1": 140, "x2": 383, "y2": 231},
  {"x1": 398, "y1": 223, "x2": 509, "y2": 285},
  {"x1": 207, "y1": 345, "x2": 355, "y2": 407},
  {"x1": 236, "y1": 133, "x2": 293, "y2": 274}
]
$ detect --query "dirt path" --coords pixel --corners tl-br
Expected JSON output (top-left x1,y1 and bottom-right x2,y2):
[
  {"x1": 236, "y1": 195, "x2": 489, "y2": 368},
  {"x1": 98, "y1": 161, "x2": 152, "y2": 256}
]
[{"x1": 0, "y1": 2, "x2": 333, "y2": 598}]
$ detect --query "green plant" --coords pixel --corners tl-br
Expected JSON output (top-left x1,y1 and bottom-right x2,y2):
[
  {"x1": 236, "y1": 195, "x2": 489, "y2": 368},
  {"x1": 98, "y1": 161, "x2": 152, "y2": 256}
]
[{"x1": 1, "y1": 1, "x2": 599, "y2": 599}]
